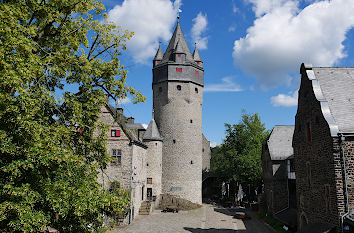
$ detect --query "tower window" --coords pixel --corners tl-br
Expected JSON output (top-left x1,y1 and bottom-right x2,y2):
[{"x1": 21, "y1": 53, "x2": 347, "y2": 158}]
[
  {"x1": 190, "y1": 160, "x2": 193, "y2": 164},
  {"x1": 177, "y1": 85, "x2": 181, "y2": 91},
  {"x1": 177, "y1": 54, "x2": 182, "y2": 57},
  {"x1": 196, "y1": 62, "x2": 200, "y2": 65},
  {"x1": 195, "y1": 71, "x2": 199, "y2": 76},
  {"x1": 156, "y1": 61, "x2": 160, "y2": 65},
  {"x1": 195, "y1": 88, "x2": 198, "y2": 93},
  {"x1": 173, "y1": 139, "x2": 176, "y2": 144},
  {"x1": 190, "y1": 119, "x2": 193, "y2": 123},
  {"x1": 176, "y1": 68, "x2": 182, "y2": 72}
]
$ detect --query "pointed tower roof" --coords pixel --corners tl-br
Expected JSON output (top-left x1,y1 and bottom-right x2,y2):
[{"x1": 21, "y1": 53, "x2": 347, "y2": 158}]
[
  {"x1": 143, "y1": 118, "x2": 163, "y2": 141},
  {"x1": 154, "y1": 43, "x2": 164, "y2": 61},
  {"x1": 162, "y1": 21, "x2": 194, "y2": 63},
  {"x1": 174, "y1": 39, "x2": 185, "y2": 54},
  {"x1": 193, "y1": 45, "x2": 203, "y2": 62}
]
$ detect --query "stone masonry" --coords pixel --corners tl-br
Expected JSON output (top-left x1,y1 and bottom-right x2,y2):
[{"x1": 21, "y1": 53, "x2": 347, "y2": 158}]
[{"x1": 293, "y1": 64, "x2": 354, "y2": 232}]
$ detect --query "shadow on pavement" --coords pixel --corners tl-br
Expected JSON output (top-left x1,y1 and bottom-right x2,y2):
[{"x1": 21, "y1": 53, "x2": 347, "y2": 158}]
[{"x1": 184, "y1": 227, "x2": 240, "y2": 232}]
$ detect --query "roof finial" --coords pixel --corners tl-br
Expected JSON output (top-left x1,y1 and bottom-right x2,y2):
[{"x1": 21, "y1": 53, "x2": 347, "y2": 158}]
[{"x1": 177, "y1": 8, "x2": 182, "y2": 22}]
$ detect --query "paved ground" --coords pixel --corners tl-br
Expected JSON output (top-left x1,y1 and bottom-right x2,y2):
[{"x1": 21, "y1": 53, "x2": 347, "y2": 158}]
[{"x1": 112, "y1": 204, "x2": 275, "y2": 233}]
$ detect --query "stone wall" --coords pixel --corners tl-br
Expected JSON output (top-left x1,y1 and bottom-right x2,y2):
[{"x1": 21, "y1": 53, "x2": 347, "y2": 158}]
[
  {"x1": 158, "y1": 193, "x2": 202, "y2": 210},
  {"x1": 97, "y1": 106, "x2": 132, "y2": 189},
  {"x1": 293, "y1": 69, "x2": 340, "y2": 232},
  {"x1": 145, "y1": 140, "x2": 163, "y2": 208},
  {"x1": 153, "y1": 81, "x2": 203, "y2": 204},
  {"x1": 130, "y1": 144, "x2": 147, "y2": 218},
  {"x1": 202, "y1": 134, "x2": 211, "y2": 171},
  {"x1": 261, "y1": 144, "x2": 289, "y2": 215}
]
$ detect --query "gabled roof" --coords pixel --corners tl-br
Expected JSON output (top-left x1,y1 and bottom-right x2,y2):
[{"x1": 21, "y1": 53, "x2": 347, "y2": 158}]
[
  {"x1": 105, "y1": 104, "x2": 147, "y2": 148},
  {"x1": 161, "y1": 21, "x2": 194, "y2": 63},
  {"x1": 154, "y1": 44, "x2": 163, "y2": 61},
  {"x1": 193, "y1": 46, "x2": 202, "y2": 62},
  {"x1": 267, "y1": 126, "x2": 294, "y2": 160},
  {"x1": 302, "y1": 64, "x2": 354, "y2": 135},
  {"x1": 143, "y1": 118, "x2": 162, "y2": 141}
]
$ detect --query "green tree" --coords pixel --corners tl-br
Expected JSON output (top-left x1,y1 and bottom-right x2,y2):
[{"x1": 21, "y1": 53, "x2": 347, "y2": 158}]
[
  {"x1": 0, "y1": 0, "x2": 144, "y2": 232},
  {"x1": 211, "y1": 111, "x2": 269, "y2": 187}
]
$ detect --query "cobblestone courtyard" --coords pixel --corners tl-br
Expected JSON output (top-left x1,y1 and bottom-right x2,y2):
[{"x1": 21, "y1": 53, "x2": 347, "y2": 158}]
[{"x1": 112, "y1": 204, "x2": 275, "y2": 233}]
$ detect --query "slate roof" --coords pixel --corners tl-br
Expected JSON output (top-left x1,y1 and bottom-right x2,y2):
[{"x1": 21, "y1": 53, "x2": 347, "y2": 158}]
[
  {"x1": 161, "y1": 21, "x2": 194, "y2": 64},
  {"x1": 193, "y1": 47, "x2": 202, "y2": 62},
  {"x1": 154, "y1": 44, "x2": 163, "y2": 61},
  {"x1": 143, "y1": 118, "x2": 162, "y2": 141},
  {"x1": 310, "y1": 67, "x2": 354, "y2": 134},
  {"x1": 105, "y1": 104, "x2": 147, "y2": 148},
  {"x1": 267, "y1": 126, "x2": 294, "y2": 160}
]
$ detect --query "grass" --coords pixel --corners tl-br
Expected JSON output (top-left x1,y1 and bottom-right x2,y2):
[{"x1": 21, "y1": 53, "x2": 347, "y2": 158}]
[{"x1": 258, "y1": 210, "x2": 294, "y2": 233}]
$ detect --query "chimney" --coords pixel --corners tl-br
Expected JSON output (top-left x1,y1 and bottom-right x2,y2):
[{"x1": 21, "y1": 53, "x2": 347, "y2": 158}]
[
  {"x1": 127, "y1": 117, "x2": 135, "y2": 124},
  {"x1": 116, "y1": 108, "x2": 124, "y2": 116}
]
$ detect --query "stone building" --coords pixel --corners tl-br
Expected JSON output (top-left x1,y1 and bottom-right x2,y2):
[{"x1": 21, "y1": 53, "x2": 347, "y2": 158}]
[
  {"x1": 98, "y1": 104, "x2": 148, "y2": 221},
  {"x1": 98, "y1": 19, "x2": 210, "y2": 223},
  {"x1": 293, "y1": 64, "x2": 354, "y2": 233},
  {"x1": 152, "y1": 19, "x2": 205, "y2": 205},
  {"x1": 261, "y1": 125, "x2": 297, "y2": 229}
]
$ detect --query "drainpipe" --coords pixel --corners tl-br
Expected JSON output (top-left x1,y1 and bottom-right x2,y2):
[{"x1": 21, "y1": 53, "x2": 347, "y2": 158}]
[{"x1": 340, "y1": 134, "x2": 350, "y2": 233}]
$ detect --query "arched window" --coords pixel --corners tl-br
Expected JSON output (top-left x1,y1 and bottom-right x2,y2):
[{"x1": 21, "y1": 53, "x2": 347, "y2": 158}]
[
  {"x1": 195, "y1": 88, "x2": 198, "y2": 93},
  {"x1": 177, "y1": 85, "x2": 181, "y2": 91}
]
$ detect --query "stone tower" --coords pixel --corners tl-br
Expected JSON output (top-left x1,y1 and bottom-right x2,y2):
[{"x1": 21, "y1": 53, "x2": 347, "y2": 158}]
[{"x1": 152, "y1": 20, "x2": 204, "y2": 204}]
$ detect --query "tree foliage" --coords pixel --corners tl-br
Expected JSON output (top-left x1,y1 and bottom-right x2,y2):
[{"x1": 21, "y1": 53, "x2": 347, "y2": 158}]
[
  {"x1": 0, "y1": 0, "x2": 144, "y2": 232},
  {"x1": 211, "y1": 111, "x2": 269, "y2": 186}
]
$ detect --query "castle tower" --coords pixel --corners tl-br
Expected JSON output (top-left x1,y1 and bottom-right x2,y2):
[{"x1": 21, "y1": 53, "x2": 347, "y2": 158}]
[
  {"x1": 143, "y1": 113, "x2": 163, "y2": 207},
  {"x1": 152, "y1": 20, "x2": 204, "y2": 204}
]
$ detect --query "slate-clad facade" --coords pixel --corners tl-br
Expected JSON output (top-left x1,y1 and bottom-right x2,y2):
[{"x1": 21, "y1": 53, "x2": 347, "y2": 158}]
[{"x1": 293, "y1": 64, "x2": 354, "y2": 233}]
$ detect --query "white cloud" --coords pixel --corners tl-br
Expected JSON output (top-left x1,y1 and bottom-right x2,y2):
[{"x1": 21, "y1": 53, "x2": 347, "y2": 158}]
[
  {"x1": 232, "y1": 0, "x2": 239, "y2": 14},
  {"x1": 116, "y1": 97, "x2": 131, "y2": 105},
  {"x1": 107, "y1": 0, "x2": 180, "y2": 63},
  {"x1": 204, "y1": 77, "x2": 242, "y2": 92},
  {"x1": 228, "y1": 25, "x2": 236, "y2": 32},
  {"x1": 142, "y1": 123, "x2": 148, "y2": 129},
  {"x1": 271, "y1": 90, "x2": 298, "y2": 107},
  {"x1": 191, "y1": 12, "x2": 208, "y2": 50},
  {"x1": 210, "y1": 141, "x2": 220, "y2": 148},
  {"x1": 233, "y1": 0, "x2": 354, "y2": 88}
]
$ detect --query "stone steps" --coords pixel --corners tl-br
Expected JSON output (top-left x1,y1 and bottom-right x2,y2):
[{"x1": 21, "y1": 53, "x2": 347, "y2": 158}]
[{"x1": 139, "y1": 201, "x2": 151, "y2": 215}]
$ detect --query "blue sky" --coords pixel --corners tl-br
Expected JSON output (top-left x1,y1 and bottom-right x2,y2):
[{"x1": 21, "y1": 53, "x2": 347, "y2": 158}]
[{"x1": 99, "y1": 0, "x2": 354, "y2": 146}]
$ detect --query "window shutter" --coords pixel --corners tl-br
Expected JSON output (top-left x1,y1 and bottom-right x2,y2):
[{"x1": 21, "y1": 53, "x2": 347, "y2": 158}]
[
  {"x1": 176, "y1": 68, "x2": 182, "y2": 72},
  {"x1": 195, "y1": 71, "x2": 199, "y2": 76}
]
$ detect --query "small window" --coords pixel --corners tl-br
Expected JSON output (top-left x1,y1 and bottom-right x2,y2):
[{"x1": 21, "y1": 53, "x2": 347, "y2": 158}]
[
  {"x1": 111, "y1": 149, "x2": 122, "y2": 165},
  {"x1": 324, "y1": 184, "x2": 331, "y2": 212},
  {"x1": 156, "y1": 61, "x2": 160, "y2": 65},
  {"x1": 146, "y1": 163, "x2": 149, "y2": 166},
  {"x1": 176, "y1": 68, "x2": 182, "y2": 72},
  {"x1": 155, "y1": 143, "x2": 157, "y2": 146},
  {"x1": 177, "y1": 54, "x2": 182, "y2": 57},
  {"x1": 306, "y1": 122, "x2": 312, "y2": 142},
  {"x1": 195, "y1": 88, "x2": 198, "y2": 93},
  {"x1": 202, "y1": 148, "x2": 205, "y2": 152},
  {"x1": 177, "y1": 85, "x2": 181, "y2": 91},
  {"x1": 190, "y1": 160, "x2": 193, "y2": 164},
  {"x1": 111, "y1": 130, "x2": 121, "y2": 137},
  {"x1": 147, "y1": 178, "x2": 152, "y2": 184},
  {"x1": 195, "y1": 71, "x2": 199, "y2": 76},
  {"x1": 190, "y1": 119, "x2": 193, "y2": 123},
  {"x1": 159, "y1": 87, "x2": 162, "y2": 93},
  {"x1": 306, "y1": 161, "x2": 311, "y2": 186},
  {"x1": 196, "y1": 62, "x2": 200, "y2": 65},
  {"x1": 173, "y1": 139, "x2": 176, "y2": 144}
]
